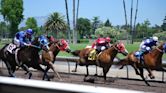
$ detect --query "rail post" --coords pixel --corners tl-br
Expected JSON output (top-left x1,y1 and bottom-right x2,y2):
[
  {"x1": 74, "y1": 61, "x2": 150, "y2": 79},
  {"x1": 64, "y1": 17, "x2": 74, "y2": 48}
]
[
  {"x1": 126, "y1": 65, "x2": 129, "y2": 79},
  {"x1": 162, "y1": 71, "x2": 164, "y2": 82}
]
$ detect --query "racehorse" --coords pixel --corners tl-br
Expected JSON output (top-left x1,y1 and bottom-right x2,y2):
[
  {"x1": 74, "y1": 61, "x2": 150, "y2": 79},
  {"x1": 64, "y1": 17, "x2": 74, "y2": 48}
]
[
  {"x1": 71, "y1": 42, "x2": 128, "y2": 81},
  {"x1": 41, "y1": 38, "x2": 71, "y2": 81},
  {"x1": 0, "y1": 35, "x2": 50, "y2": 79},
  {"x1": 71, "y1": 45, "x2": 99, "y2": 76},
  {"x1": 116, "y1": 42, "x2": 166, "y2": 86}
]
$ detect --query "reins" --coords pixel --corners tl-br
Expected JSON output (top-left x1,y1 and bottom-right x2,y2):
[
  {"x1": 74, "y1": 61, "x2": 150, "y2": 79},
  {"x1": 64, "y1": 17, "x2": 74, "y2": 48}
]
[{"x1": 155, "y1": 47, "x2": 163, "y2": 53}]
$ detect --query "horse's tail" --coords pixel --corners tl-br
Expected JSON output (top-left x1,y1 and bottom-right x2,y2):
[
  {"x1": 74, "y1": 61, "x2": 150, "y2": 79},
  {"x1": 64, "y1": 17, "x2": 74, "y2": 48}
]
[
  {"x1": 0, "y1": 44, "x2": 10, "y2": 60},
  {"x1": 115, "y1": 58, "x2": 129, "y2": 69},
  {"x1": 71, "y1": 50, "x2": 81, "y2": 56}
]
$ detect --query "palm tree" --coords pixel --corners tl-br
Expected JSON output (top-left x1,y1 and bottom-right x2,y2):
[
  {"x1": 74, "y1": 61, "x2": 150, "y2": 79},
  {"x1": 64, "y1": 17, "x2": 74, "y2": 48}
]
[{"x1": 44, "y1": 12, "x2": 67, "y2": 38}]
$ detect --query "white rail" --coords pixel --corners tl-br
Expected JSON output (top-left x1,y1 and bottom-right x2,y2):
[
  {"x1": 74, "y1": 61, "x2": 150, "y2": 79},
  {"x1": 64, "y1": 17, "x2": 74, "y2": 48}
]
[{"x1": 0, "y1": 76, "x2": 147, "y2": 93}]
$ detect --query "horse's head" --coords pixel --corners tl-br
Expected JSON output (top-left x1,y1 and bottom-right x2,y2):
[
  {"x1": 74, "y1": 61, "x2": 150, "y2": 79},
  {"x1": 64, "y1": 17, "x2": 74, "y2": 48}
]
[
  {"x1": 161, "y1": 42, "x2": 166, "y2": 53},
  {"x1": 32, "y1": 35, "x2": 50, "y2": 51},
  {"x1": 114, "y1": 42, "x2": 128, "y2": 56},
  {"x1": 56, "y1": 39, "x2": 71, "y2": 53}
]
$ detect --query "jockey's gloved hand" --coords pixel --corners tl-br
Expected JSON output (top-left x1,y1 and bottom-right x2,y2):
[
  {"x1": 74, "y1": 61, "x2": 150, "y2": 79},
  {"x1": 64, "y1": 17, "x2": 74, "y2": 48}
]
[{"x1": 24, "y1": 43, "x2": 32, "y2": 47}]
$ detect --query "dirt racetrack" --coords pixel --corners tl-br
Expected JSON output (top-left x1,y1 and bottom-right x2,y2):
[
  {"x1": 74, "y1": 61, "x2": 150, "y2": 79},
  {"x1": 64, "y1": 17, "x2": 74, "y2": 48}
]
[{"x1": 0, "y1": 67, "x2": 166, "y2": 93}]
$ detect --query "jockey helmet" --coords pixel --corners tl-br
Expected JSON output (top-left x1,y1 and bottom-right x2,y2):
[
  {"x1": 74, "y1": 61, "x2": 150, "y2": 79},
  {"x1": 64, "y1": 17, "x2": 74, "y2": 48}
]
[
  {"x1": 152, "y1": 36, "x2": 158, "y2": 42},
  {"x1": 105, "y1": 37, "x2": 111, "y2": 42},
  {"x1": 40, "y1": 36, "x2": 49, "y2": 45},
  {"x1": 26, "y1": 29, "x2": 34, "y2": 36}
]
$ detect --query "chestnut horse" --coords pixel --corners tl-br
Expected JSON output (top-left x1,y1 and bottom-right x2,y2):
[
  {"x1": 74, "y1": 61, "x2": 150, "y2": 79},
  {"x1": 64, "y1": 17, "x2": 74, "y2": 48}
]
[
  {"x1": 117, "y1": 42, "x2": 166, "y2": 86},
  {"x1": 41, "y1": 39, "x2": 71, "y2": 81},
  {"x1": 71, "y1": 42, "x2": 128, "y2": 81},
  {"x1": 71, "y1": 46, "x2": 98, "y2": 76}
]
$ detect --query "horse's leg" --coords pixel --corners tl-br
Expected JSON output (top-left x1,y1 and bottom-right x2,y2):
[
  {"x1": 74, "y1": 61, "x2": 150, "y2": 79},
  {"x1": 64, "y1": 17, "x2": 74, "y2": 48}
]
[
  {"x1": 102, "y1": 66, "x2": 110, "y2": 82},
  {"x1": 146, "y1": 68, "x2": 155, "y2": 79},
  {"x1": 138, "y1": 67, "x2": 150, "y2": 86},
  {"x1": 34, "y1": 64, "x2": 51, "y2": 81},
  {"x1": 48, "y1": 62, "x2": 62, "y2": 80},
  {"x1": 72, "y1": 61, "x2": 78, "y2": 72},
  {"x1": 132, "y1": 63, "x2": 140, "y2": 75},
  {"x1": 94, "y1": 65, "x2": 98, "y2": 76},
  {"x1": 42, "y1": 66, "x2": 51, "y2": 81},
  {"x1": 21, "y1": 64, "x2": 32, "y2": 79},
  {"x1": 85, "y1": 65, "x2": 89, "y2": 77},
  {"x1": 5, "y1": 61, "x2": 16, "y2": 77}
]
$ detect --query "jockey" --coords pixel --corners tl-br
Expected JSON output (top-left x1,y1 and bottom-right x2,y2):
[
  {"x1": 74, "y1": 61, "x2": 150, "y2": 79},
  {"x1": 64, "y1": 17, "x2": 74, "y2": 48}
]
[
  {"x1": 135, "y1": 36, "x2": 159, "y2": 61},
  {"x1": 14, "y1": 28, "x2": 34, "y2": 47},
  {"x1": 92, "y1": 35, "x2": 111, "y2": 54}
]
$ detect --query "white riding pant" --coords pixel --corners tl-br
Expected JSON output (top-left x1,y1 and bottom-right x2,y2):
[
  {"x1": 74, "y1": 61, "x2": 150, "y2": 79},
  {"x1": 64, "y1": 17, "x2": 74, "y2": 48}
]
[{"x1": 14, "y1": 37, "x2": 20, "y2": 47}]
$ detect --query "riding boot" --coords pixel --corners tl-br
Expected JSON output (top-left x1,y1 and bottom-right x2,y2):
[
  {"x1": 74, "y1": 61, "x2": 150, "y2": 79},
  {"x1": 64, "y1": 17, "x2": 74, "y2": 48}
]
[{"x1": 139, "y1": 51, "x2": 144, "y2": 65}]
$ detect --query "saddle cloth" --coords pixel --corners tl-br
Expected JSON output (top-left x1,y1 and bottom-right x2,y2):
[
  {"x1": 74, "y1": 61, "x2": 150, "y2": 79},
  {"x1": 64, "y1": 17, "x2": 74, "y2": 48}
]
[
  {"x1": 6, "y1": 43, "x2": 21, "y2": 66},
  {"x1": 6, "y1": 43, "x2": 16, "y2": 54},
  {"x1": 88, "y1": 49, "x2": 97, "y2": 60}
]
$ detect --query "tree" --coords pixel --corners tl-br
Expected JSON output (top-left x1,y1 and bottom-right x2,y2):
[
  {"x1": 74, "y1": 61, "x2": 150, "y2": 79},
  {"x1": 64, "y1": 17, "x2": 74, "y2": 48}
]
[
  {"x1": 0, "y1": 21, "x2": 9, "y2": 38},
  {"x1": 161, "y1": 16, "x2": 166, "y2": 31},
  {"x1": 26, "y1": 17, "x2": 38, "y2": 35},
  {"x1": 91, "y1": 16, "x2": 100, "y2": 34},
  {"x1": 95, "y1": 26, "x2": 120, "y2": 42},
  {"x1": 0, "y1": 0, "x2": 24, "y2": 37},
  {"x1": 104, "y1": 19, "x2": 112, "y2": 27},
  {"x1": 44, "y1": 12, "x2": 67, "y2": 38},
  {"x1": 77, "y1": 17, "x2": 91, "y2": 39}
]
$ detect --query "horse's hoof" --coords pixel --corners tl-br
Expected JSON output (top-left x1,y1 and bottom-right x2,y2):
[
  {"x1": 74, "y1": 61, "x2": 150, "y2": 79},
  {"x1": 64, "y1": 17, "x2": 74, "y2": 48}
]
[
  {"x1": 94, "y1": 74, "x2": 98, "y2": 76},
  {"x1": 9, "y1": 75, "x2": 16, "y2": 78},
  {"x1": 148, "y1": 74, "x2": 155, "y2": 79},
  {"x1": 119, "y1": 67, "x2": 124, "y2": 69},
  {"x1": 72, "y1": 70, "x2": 76, "y2": 72},
  {"x1": 150, "y1": 76, "x2": 155, "y2": 79},
  {"x1": 84, "y1": 77, "x2": 95, "y2": 83}
]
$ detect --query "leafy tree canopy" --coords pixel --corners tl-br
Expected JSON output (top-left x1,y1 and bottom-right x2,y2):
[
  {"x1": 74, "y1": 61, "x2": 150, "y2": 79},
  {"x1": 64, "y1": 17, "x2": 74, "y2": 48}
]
[
  {"x1": 77, "y1": 17, "x2": 91, "y2": 38},
  {"x1": 26, "y1": 17, "x2": 38, "y2": 35},
  {"x1": 95, "y1": 26, "x2": 119, "y2": 40},
  {"x1": 0, "y1": 0, "x2": 24, "y2": 37}
]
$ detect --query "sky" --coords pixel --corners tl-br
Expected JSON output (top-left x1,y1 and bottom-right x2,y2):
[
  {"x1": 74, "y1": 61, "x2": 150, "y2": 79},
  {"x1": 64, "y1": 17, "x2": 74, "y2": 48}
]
[{"x1": 23, "y1": 0, "x2": 166, "y2": 26}]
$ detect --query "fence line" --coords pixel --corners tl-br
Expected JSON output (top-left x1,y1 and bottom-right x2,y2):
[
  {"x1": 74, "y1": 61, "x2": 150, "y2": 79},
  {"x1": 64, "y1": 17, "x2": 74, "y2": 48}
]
[
  {"x1": 55, "y1": 56, "x2": 165, "y2": 82},
  {"x1": 0, "y1": 56, "x2": 165, "y2": 82}
]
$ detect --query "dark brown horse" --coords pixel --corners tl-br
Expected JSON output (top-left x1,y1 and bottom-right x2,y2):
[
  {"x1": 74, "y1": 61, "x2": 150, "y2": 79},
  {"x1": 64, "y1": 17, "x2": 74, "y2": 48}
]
[
  {"x1": 0, "y1": 36, "x2": 49, "y2": 79},
  {"x1": 71, "y1": 42, "x2": 128, "y2": 81},
  {"x1": 117, "y1": 42, "x2": 166, "y2": 86},
  {"x1": 41, "y1": 39, "x2": 71, "y2": 81}
]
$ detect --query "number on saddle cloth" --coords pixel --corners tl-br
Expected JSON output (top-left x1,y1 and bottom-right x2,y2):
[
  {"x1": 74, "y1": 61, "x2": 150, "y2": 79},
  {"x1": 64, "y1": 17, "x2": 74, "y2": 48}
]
[
  {"x1": 6, "y1": 43, "x2": 17, "y2": 54},
  {"x1": 88, "y1": 49, "x2": 97, "y2": 60}
]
